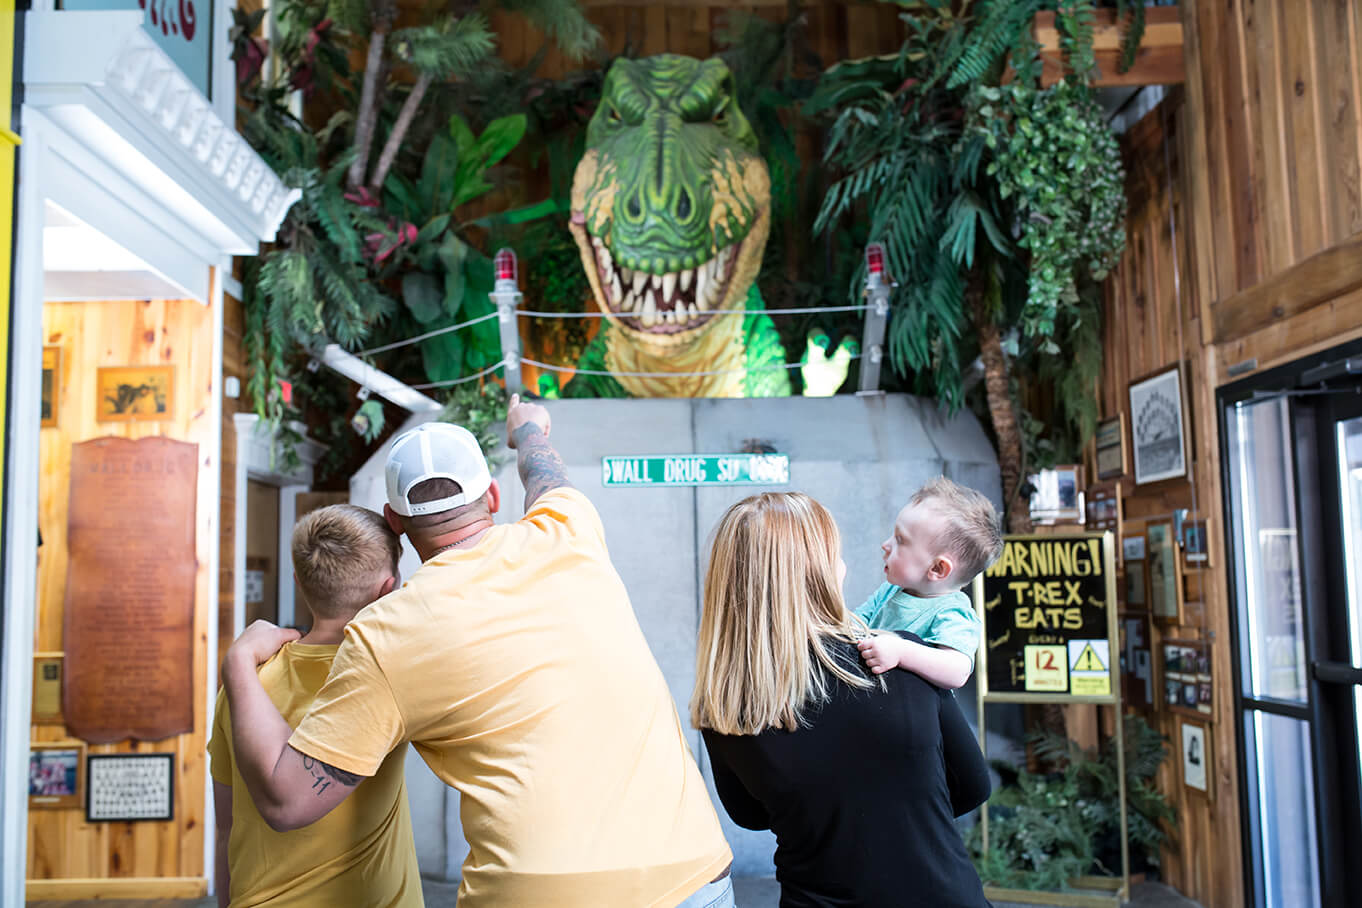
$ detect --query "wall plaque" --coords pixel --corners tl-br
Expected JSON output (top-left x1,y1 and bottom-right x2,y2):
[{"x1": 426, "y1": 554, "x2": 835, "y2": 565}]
[{"x1": 63, "y1": 437, "x2": 198, "y2": 743}]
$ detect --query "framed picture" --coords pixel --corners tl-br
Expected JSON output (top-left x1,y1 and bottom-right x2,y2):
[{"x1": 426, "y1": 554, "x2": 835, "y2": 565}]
[
  {"x1": 1085, "y1": 481, "x2": 1122, "y2": 534},
  {"x1": 1183, "y1": 518, "x2": 1211, "y2": 570},
  {"x1": 1121, "y1": 530, "x2": 1147, "y2": 609},
  {"x1": 1120, "y1": 613, "x2": 1155, "y2": 710},
  {"x1": 1029, "y1": 465, "x2": 1085, "y2": 524},
  {"x1": 1147, "y1": 520, "x2": 1183, "y2": 623},
  {"x1": 1095, "y1": 413, "x2": 1128, "y2": 480},
  {"x1": 95, "y1": 365, "x2": 175, "y2": 422},
  {"x1": 41, "y1": 346, "x2": 61, "y2": 428},
  {"x1": 1128, "y1": 367, "x2": 1188, "y2": 485},
  {"x1": 86, "y1": 753, "x2": 174, "y2": 822},
  {"x1": 1162, "y1": 638, "x2": 1212, "y2": 718},
  {"x1": 30, "y1": 742, "x2": 84, "y2": 809},
  {"x1": 32, "y1": 652, "x2": 64, "y2": 725},
  {"x1": 1181, "y1": 721, "x2": 1211, "y2": 797}
]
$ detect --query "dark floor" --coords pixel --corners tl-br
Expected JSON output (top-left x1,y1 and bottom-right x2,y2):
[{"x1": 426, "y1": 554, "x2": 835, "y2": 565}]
[{"x1": 31, "y1": 877, "x2": 1202, "y2": 907}]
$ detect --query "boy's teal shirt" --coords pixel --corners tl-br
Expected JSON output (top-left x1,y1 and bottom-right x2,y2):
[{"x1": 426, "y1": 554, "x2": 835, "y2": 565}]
[{"x1": 854, "y1": 583, "x2": 982, "y2": 667}]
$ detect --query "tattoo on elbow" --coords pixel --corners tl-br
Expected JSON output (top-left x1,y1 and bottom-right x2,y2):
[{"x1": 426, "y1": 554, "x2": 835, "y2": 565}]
[{"x1": 301, "y1": 754, "x2": 362, "y2": 795}]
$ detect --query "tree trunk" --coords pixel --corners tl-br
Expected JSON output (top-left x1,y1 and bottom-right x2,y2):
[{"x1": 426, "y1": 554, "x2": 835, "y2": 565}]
[
  {"x1": 971, "y1": 285, "x2": 1033, "y2": 535},
  {"x1": 347, "y1": 26, "x2": 390, "y2": 190},
  {"x1": 368, "y1": 73, "x2": 433, "y2": 195}
]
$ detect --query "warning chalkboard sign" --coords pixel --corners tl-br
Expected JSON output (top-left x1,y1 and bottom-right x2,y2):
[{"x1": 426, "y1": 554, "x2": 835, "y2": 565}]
[{"x1": 973, "y1": 533, "x2": 1118, "y2": 703}]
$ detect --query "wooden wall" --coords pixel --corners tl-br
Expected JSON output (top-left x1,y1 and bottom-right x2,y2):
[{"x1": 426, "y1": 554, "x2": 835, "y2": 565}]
[
  {"x1": 30, "y1": 298, "x2": 215, "y2": 894},
  {"x1": 1100, "y1": 3, "x2": 1362, "y2": 905}
]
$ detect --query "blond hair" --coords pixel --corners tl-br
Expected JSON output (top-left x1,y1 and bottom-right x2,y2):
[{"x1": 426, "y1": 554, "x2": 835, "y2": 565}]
[
  {"x1": 691, "y1": 492, "x2": 874, "y2": 735},
  {"x1": 910, "y1": 476, "x2": 1003, "y2": 583},
  {"x1": 291, "y1": 505, "x2": 400, "y2": 620}
]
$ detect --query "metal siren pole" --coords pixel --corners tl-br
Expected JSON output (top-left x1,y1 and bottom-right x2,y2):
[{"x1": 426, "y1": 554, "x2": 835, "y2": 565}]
[
  {"x1": 491, "y1": 248, "x2": 523, "y2": 394},
  {"x1": 857, "y1": 242, "x2": 893, "y2": 395}
]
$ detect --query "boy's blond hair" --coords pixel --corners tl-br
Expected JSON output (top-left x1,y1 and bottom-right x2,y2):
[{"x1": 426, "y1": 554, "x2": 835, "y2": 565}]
[
  {"x1": 910, "y1": 477, "x2": 1003, "y2": 584},
  {"x1": 291, "y1": 504, "x2": 400, "y2": 619},
  {"x1": 691, "y1": 492, "x2": 873, "y2": 736}
]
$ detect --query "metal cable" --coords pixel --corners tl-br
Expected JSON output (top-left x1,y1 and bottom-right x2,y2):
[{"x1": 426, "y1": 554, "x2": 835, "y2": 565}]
[
  {"x1": 520, "y1": 353, "x2": 861, "y2": 380},
  {"x1": 517, "y1": 304, "x2": 871, "y2": 319},
  {"x1": 351, "y1": 311, "x2": 500, "y2": 358},
  {"x1": 409, "y1": 359, "x2": 506, "y2": 391}
]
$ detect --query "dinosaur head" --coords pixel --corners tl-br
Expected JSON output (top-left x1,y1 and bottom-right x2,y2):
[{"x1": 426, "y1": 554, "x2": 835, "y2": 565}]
[{"x1": 570, "y1": 55, "x2": 771, "y2": 351}]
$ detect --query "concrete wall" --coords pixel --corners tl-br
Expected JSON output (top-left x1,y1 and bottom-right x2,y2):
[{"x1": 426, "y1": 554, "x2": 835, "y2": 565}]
[{"x1": 350, "y1": 394, "x2": 1005, "y2": 880}]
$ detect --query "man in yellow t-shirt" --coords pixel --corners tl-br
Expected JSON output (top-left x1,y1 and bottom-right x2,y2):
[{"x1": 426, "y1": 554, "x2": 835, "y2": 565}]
[
  {"x1": 222, "y1": 398, "x2": 733, "y2": 908},
  {"x1": 209, "y1": 505, "x2": 420, "y2": 907}
]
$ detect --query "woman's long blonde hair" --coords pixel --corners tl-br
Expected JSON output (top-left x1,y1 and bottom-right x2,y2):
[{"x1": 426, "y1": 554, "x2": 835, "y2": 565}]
[{"x1": 690, "y1": 492, "x2": 874, "y2": 735}]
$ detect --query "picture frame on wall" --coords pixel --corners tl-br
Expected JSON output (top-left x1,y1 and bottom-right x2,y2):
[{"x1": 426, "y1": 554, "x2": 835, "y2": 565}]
[
  {"x1": 1162, "y1": 638, "x2": 1212, "y2": 718},
  {"x1": 41, "y1": 346, "x2": 61, "y2": 428},
  {"x1": 1095, "y1": 414, "x2": 1128, "y2": 480},
  {"x1": 32, "y1": 652, "x2": 64, "y2": 725},
  {"x1": 1120, "y1": 612, "x2": 1155, "y2": 710},
  {"x1": 1029, "y1": 465, "x2": 1085, "y2": 524},
  {"x1": 95, "y1": 365, "x2": 175, "y2": 422},
  {"x1": 1121, "y1": 531, "x2": 1147, "y2": 609},
  {"x1": 1182, "y1": 518, "x2": 1211, "y2": 570},
  {"x1": 1085, "y1": 480, "x2": 1122, "y2": 534},
  {"x1": 29, "y1": 741, "x2": 84, "y2": 809},
  {"x1": 86, "y1": 753, "x2": 175, "y2": 822},
  {"x1": 1147, "y1": 520, "x2": 1183, "y2": 623},
  {"x1": 1181, "y1": 721, "x2": 1211, "y2": 797},
  {"x1": 1128, "y1": 367, "x2": 1188, "y2": 485}
]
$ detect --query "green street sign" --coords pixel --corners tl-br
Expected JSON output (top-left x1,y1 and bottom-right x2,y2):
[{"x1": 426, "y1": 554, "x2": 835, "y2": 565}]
[{"x1": 601, "y1": 453, "x2": 790, "y2": 488}]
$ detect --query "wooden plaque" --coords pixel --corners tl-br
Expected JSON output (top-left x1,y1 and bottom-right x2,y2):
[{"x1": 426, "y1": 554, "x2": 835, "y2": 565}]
[{"x1": 62, "y1": 437, "x2": 198, "y2": 743}]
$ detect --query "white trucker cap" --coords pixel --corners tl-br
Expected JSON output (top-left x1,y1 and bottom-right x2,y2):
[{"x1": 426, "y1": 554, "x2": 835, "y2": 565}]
[{"x1": 384, "y1": 422, "x2": 492, "y2": 517}]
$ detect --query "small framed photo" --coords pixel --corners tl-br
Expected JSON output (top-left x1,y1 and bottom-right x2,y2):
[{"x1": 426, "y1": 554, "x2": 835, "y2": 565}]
[
  {"x1": 30, "y1": 742, "x2": 84, "y2": 809},
  {"x1": 1120, "y1": 613, "x2": 1154, "y2": 710},
  {"x1": 1095, "y1": 414, "x2": 1128, "y2": 480},
  {"x1": 1181, "y1": 721, "x2": 1211, "y2": 797},
  {"x1": 1147, "y1": 520, "x2": 1183, "y2": 623},
  {"x1": 1085, "y1": 480, "x2": 1122, "y2": 534},
  {"x1": 1029, "y1": 465, "x2": 1085, "y2": 524},
  {"x1": 95, "y1": 365, "x2": 175, "y2": 422},
  {"x1": 41, "y1": 346, "x2": 61, "y2": 428},
  {"x1": 32, "y1": 652, "x2": 64, "y2": 725},
  {"x1": 86, "y1": 753, "x2": 174, "y2": 822},
  {"x1": 1128, "y1": 366, "x2": 1188, "y2": 485},
  {"x1": 1182, "y1": 518, "x2": 1211, "y2": 569},
  {"x1": 1163, "y1": 638, "x2": 1212, "y2": 718}
]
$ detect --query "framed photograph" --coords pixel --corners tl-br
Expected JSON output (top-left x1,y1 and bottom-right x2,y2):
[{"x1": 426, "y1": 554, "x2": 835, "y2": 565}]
[
  {"x1": 32, "y1": 652, "x2": 64, "y2": 725},
  {"x1": 1147, "y1": 520, "x2": 1183, "y2": 623},
  {"x1": 1163, "y1": 638, "x2": 1212, "y2": 719},
  {"x1": 95, "y1": 365, "x2": 174, "y2": 422},
  {"x1": 86, "y1": 753, "x2": 174, "y2": 822},
  {"x1": 1181, "y1": 721, "x2": 1211, "y2": 797},
  {"x1": 1128, "y1": 367, "x2": 1188, "y2": 485},
  {"x1": 1120, "y1": 613, "x2": 1154, "y2": 710},
  {"x1": 1181, "y1": 517, "x2": 1210, "y2": 569},
  {"x1": 1095, "y1": 414, "x2": 1128, "y2": 480},
  {"x1": 1085, "y1": 481, "x2": 1122, "y2": 534},
  {"x1": 41, "y1": 346, "x2": 61, "y2": 428},
  {"x1": 1029, "y1": 465, "x2": 1085, "y2": 524},
  {"x1": 30, "y1": 742, "x2": 84, "y2": 809}
]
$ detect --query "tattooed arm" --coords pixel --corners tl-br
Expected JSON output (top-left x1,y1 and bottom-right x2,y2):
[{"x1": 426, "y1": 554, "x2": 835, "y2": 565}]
[
  {"x1": 222, "y1": 621, "x2": 366, "y2": 831},
  {"x1": 507, "y1": 394, "x2": 572, "y2": 510}
]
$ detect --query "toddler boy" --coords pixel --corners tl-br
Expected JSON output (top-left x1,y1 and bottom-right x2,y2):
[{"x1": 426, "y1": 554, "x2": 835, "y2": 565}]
[
  {"x1": 855, "y1": 477, "x2": 1003, "y2": 689},
  {"x1": 209, "y1": 505, "x2": 420, "y2": 907}
]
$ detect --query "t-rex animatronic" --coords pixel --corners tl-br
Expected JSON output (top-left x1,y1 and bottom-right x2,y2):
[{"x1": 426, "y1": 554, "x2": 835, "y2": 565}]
[{"x1": 565, "y1": 54, "x2": 790, "y2": 398}]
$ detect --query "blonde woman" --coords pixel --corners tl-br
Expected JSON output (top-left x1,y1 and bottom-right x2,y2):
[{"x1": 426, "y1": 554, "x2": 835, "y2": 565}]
[{"x1": 692, "y1": 492, "x2": 991, "y2": 907}]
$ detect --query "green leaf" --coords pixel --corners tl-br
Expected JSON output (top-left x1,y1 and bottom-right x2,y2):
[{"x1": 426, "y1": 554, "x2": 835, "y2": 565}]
[
  {"x1": 415, "y1": 214, "x2": 451, "y2": 247},
  {"x1": 422, "y1": 329, "x2": 467, "y2": 384},
  {"x1": 440, "y1": 234, "x2": 468, "y2": 316},
  {"x1": 417, "y1": 132, "x2": 459, "y2": 214},
  {"x1": 476, "y1": 114, "x2": 527, "y2": 170},
  {"x1": 402, "y1": 271, "x2": 444, "y2": 324}
]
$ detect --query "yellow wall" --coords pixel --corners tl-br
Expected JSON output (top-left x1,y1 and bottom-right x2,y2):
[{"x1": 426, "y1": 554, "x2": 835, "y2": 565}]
[{"x1": 30, "y1": 298, "x2": 213, "y2": 890}]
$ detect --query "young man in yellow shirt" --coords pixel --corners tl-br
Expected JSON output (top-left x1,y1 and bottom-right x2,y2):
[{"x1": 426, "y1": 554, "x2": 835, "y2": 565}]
[
  {"x1": 209, "y1": 505, "x2": 420, "y2": 907},
  {"x1": 222, "y1": 396, "x2": 733, "y2": 907}
]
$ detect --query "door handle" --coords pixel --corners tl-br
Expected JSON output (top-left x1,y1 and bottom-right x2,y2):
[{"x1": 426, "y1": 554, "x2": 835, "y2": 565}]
[{"x1": 1313, "y1": 660, "x2": 1362, "y2": 685}]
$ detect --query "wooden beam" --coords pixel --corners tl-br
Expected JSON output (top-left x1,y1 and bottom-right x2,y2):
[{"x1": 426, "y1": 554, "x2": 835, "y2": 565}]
[
  {"x1": 1211, "y1": 230, "x2": 1362, "y2": 343},
  {"x1": 27, "y1": 877, "x2": 208, "y2": 899},
  {"x1": 1036, "y1": 7, "x2": 1185, "y2": 87}
]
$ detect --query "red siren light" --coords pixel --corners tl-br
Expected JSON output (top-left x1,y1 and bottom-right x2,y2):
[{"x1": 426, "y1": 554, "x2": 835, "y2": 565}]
[
  {"x1": 495, "y1": 248, "x2": 518, "y2": 284},
  {"x1": 865, "y1": 243, "x2": 886, "y2": 276}
]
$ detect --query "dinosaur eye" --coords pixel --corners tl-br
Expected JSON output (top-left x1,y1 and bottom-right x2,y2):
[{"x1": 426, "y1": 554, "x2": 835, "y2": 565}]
[
  {"x1": 607, "y1": 105, "x2": 622, "y2": 125},
  {"x1": 712, "y1": 97, "x2": 730, "y2": 125}
]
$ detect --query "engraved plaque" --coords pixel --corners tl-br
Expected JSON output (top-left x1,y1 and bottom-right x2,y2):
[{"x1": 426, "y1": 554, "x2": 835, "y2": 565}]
[{"x1": 63, "y1": 437, "x2": 198, "y2": 743}]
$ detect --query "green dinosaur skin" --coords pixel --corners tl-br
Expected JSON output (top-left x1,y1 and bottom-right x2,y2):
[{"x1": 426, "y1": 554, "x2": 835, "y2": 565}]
[{"x1": 565, "y1": 55, "x2": 789, "y2": 398}]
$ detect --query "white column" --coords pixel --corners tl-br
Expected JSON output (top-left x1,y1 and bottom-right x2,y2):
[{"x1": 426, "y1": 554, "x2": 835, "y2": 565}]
[{"x1": 277, "y1": 484, "x2": 307, "y2": 627}]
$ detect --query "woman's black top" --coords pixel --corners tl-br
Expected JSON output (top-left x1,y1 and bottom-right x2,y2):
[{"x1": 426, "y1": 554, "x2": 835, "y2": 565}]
[{"x1": 701, "y1": 634, "x2": 992, "y2": 908}]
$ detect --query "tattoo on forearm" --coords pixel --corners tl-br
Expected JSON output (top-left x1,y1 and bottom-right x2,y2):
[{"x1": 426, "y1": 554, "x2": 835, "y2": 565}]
[
  {"x1": 301, "y1": 754, "x2": 362, "y2": 796},
  {"x1": 515, "y1": 430, "x2": 571, "y2": 508}
]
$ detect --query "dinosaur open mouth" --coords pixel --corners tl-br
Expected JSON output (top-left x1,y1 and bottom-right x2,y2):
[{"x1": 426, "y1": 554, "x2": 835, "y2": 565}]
[{"x1": 586, "y1": 235, "x2": 741, "y2": 336}]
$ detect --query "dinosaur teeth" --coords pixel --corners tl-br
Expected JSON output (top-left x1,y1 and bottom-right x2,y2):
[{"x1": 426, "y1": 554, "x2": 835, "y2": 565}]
[
  {"x1": 662, "y1": 272, "x2": 676, "y2": 302},
  {"x1": 695, "y1": 265, "x2": 709, "y2": 308},
  {"x1": 680, "y1": 268, "x2": 693, "y2": 294},
  {"x1": 641, "y1": 290, "x2": 658, "y2": 326},
  {"x1": 673, "y1": 304, "x2": 688, "y2": 326},
  {"x1": 651, "y1": 273, "x2": 662, "y2": 290},
  {"x1": 632, "y1": 270, "x2": 648, "y2": 294},
  {"x1": 610, "y1": 272, "x2": 622, "y2": 306},
  {"x1": 620, "y1": 267, "x2": 634, "y2": 286}
]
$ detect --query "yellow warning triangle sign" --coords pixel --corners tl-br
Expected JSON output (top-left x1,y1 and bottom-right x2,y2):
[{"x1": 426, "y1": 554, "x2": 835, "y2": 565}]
[{"x1": 1074, "y1": 644, "x2": 1106, "y2": 672}]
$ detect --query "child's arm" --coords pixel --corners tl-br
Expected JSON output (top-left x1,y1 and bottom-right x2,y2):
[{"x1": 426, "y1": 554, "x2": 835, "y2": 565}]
[
  {"x1": 856, "y1": 634, "x2": 972, "y2": 689},
  {"x1": 213, "y1": 781, "x2": 232, "y2": 908}
]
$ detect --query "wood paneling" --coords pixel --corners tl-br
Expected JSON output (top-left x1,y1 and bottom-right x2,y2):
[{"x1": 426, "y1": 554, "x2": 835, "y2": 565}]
[{"x1": 31, "y1": 299, "x2": 214, "y2": 887}]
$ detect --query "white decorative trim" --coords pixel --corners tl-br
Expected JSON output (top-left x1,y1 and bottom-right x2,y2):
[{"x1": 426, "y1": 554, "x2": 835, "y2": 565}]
[{"x1": 24, "y1": 11, "x2": 299, "y2": 254}]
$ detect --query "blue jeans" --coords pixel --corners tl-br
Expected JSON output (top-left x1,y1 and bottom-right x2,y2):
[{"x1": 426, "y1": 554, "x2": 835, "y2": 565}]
[{"x1": 673, "y1": 874, "x2": 736, "y2": 908}]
